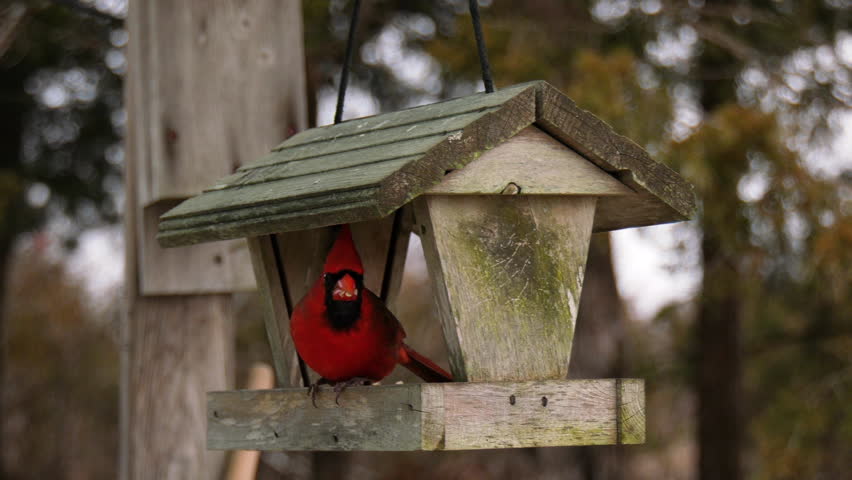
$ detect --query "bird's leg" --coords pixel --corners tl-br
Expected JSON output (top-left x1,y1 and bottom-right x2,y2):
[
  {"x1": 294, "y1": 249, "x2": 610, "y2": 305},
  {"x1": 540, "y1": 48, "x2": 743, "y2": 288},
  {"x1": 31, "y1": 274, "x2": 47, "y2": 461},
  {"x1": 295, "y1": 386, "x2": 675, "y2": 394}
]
[
  {"x1": 307, "y1": 377, "x2": 333, "y2": 408},
  {"x1": 333, "y1": 377, "x2": 374, "y2": 406}
]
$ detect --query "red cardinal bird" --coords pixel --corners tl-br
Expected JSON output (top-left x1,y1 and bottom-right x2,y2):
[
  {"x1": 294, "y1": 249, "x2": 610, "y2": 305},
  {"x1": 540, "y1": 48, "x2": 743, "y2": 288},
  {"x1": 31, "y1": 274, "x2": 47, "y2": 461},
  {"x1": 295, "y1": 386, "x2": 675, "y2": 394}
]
[{"x1": 290, "y1": 224, "x2": 452, "y2": 405}]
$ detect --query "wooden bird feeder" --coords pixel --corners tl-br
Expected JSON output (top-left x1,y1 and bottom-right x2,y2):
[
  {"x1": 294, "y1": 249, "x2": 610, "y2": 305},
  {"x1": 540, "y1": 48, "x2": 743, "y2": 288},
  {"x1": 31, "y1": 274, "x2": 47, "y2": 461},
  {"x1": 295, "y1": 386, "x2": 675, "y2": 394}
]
[{"x1": 157, "y1": 81, "x2": 695, "y2": 451}]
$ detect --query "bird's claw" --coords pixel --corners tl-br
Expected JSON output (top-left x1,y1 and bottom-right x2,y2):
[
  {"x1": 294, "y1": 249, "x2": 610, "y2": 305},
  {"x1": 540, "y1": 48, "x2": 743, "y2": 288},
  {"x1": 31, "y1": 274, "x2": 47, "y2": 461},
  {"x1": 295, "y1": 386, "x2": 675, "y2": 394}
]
[
  {"x1": 307, "y1": 378, "x2": 332, "y2": 408},
  {"x1": 307, "y1": 377, "x2": 373, "y2": 407},
  {"x1": 332, "y1": 377, "x2": 373, "y2": 406},
  {"x1": 307, "y1": 384, "x2": 319, "y2": 408}
]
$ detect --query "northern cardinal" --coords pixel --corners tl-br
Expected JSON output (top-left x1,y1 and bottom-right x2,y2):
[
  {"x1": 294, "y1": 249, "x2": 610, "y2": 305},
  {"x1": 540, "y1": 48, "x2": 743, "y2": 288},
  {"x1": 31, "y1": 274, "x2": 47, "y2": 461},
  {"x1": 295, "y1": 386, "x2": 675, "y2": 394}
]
[{"x1": 290, "y1": 224, "x2": 452, "y2": 405}]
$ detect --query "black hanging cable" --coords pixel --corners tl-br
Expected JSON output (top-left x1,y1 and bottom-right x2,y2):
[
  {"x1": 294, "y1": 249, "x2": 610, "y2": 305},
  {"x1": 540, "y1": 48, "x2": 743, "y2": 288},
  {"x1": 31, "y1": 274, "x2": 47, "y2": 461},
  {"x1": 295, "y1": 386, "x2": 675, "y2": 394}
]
[
  {"x1": 468, "y1": 0, "x2": 495, "y2": 93},
  {"x1": 379, "y1": 210, "x2": 404, "y2": 303},
  {"x1": 334, "y1": 0, "x2": 363, "y2": 124},
  {"x1": 270, "y1": 236, "x2": 311, "y2": 388}
]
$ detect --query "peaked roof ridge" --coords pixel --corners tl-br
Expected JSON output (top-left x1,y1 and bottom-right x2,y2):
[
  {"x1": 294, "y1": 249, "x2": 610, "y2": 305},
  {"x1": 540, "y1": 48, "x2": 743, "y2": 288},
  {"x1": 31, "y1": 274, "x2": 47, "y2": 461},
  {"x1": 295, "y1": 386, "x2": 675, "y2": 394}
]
[
  {"x1": 158, "y1": 81, "x2": 695, "y2": 247},
  {"x1": 260, "y1": 81, "x2": 546, "y2": 160}
]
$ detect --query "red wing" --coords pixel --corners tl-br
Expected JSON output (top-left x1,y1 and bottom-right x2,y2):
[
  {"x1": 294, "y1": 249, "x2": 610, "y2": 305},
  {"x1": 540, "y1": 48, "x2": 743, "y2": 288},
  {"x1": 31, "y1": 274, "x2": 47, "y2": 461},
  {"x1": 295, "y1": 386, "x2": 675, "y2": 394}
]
[{"x1": 362, "y1": 289, "x2": 406, "y2": 346}]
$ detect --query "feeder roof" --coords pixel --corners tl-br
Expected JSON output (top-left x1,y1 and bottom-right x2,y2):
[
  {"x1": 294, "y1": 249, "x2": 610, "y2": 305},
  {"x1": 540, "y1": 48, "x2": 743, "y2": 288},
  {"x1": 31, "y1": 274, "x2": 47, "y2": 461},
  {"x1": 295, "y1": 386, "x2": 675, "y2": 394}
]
[{"x1": 158, "y1": 81, "x2": 695, "y2": 247}]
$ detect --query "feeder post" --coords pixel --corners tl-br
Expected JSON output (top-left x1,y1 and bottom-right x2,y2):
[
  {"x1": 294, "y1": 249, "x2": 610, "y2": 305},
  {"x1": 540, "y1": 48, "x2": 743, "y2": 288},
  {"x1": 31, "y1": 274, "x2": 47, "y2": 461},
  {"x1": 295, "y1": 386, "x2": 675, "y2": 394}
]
[{"x1": 122, "y1": 1, "x2": 306, "y2": 478}]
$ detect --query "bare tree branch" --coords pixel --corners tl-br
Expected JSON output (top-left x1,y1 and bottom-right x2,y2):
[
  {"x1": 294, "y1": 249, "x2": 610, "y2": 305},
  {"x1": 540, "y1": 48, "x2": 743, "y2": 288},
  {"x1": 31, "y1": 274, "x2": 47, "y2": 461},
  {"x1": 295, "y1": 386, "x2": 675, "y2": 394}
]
[
  {"x1": 692, "y1": 22, "x2": 760, "y2": 62},
  {"x1": 0, "y1": 3, "x2": 30, "y2": 60},
  {"x1": 50, "y1": 0, "x2": 123, "y2": 22}
]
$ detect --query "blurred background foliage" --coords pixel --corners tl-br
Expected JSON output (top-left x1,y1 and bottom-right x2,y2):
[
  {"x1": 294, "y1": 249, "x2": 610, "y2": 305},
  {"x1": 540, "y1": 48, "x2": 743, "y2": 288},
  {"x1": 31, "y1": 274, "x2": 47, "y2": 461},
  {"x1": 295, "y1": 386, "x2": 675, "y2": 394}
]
[{"x1": 1, "y1": 0, "x2": 850, "y2": 479}]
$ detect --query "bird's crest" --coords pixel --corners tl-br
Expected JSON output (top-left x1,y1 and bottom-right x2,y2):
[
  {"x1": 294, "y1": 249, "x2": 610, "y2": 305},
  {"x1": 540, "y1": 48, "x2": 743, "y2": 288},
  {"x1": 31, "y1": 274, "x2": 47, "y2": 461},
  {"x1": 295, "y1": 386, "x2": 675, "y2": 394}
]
[{"x1": 323, "y1": 225, "x2": 364, "y2": 275}]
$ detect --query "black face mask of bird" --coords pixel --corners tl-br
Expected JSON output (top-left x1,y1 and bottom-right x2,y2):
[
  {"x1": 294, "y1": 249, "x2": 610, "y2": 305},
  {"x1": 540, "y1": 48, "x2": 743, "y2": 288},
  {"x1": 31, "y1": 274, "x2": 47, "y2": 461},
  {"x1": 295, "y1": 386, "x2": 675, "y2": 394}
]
[{"x1": 324, "y1": 269, "x2": 363, "y2": 330}]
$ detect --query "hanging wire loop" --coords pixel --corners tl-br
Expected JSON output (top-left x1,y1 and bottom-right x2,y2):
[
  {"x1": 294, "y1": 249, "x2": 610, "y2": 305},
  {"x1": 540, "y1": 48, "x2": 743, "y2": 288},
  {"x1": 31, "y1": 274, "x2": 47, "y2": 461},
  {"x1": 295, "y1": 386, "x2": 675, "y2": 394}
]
[
  {"x1": 468, "y1": 0, "x2": 495, "y2": 93},
  {"x1": 334, "y1": 0, "x2": 363, "y2": 124}
]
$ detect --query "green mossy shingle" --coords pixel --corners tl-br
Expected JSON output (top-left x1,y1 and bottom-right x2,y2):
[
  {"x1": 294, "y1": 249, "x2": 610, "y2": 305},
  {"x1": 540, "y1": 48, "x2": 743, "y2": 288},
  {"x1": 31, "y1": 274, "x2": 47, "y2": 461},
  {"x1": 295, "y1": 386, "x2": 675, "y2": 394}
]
[{"x1": 158, "y1": 81, "x2": 695, "y2": 247}]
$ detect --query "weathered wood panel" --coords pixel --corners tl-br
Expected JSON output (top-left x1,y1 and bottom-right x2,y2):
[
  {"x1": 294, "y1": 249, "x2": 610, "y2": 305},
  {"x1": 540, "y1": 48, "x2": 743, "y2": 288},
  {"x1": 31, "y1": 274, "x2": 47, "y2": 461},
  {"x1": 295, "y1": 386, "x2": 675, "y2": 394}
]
[
  {"x1": 140, "y1": 201, "x2": 255, "y2": 294},
  {"x1": 619, "y1": 379, "x2": 646, "y2": 444},
  {"x1": 425, "y1": 126, "x2": 634, "y2": 196},
  {"x1": 536, "y1": 82, "x2": 696, "y2": 230},
  {"x1": 135, "y1": 0, "x2": 307, "y2": 205},
  {"x1": 207, "y1": 379, "x2": 644, "y2": 451},
  {"x1": 127, "y1": 296, "x2": 234, "y2": 479},
  {"x1": 159, "y1": 187, "x2": 380, "y2": 247},
  {"x1": 435, "y1": 379, "x2": 643, "y2": 449},
  {"x1": 414, "y1": 195, "x2": 596, "y2": 382},
  {"x1": 133, "y1": 0, "x2": 307, "y2": 292},
  {"x1": 208, "y1": 385, "x2": 423, "y2": 451},
  {"x1": 162, "y1": 143, "x2": 420, "y2": 224},
  {"x1": 265, "y1": 81, "x2": 541, "y2": 153},
  {"x1": 208, "y1": 154, "x2": 417, "y2": 193},
  {"x1": 247, "y1": 236, "x2": 303, "y2": 387},
  {"x1": 239, "y1": 109, "x2": 497, "y2": 174}
]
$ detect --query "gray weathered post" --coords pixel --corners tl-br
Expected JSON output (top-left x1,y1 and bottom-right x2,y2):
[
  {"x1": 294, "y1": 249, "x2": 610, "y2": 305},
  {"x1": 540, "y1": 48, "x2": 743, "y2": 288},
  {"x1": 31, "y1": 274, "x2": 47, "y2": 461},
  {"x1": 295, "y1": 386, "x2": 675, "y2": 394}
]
[{"x1": 122, "y1": 1, "x2": 306, "y2": 478}]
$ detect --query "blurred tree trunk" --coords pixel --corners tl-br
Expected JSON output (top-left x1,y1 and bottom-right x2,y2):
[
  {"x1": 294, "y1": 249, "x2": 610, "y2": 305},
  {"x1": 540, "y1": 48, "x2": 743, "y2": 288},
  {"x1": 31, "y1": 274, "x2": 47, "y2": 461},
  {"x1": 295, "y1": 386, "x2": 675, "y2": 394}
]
[
  {"x1": 0, "y1": 212, "x2": 18, "y2": 478},
  {"x1": 0, "y1": 45, "x2": 29, "y2": 477},
  {"x1": 695, "y1": 37, "x2": 742, "y2": 480},
  {"x1": 696, "y1": 233, "x2": 741, "y2": 480},
  {"x1": 0, "y1": 227, "x2": 9, "y2": 478}
]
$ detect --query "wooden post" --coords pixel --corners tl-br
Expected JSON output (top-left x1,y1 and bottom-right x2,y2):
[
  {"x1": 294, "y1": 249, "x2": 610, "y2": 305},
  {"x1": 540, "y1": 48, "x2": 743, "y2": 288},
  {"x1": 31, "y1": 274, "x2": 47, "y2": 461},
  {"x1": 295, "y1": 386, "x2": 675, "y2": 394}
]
[
  {"x1": 122, "y1": 1, "x2": 306, "y2": 479},
  {"x1": 224, "y1": 363, "x2": 275, "y2": 480}
]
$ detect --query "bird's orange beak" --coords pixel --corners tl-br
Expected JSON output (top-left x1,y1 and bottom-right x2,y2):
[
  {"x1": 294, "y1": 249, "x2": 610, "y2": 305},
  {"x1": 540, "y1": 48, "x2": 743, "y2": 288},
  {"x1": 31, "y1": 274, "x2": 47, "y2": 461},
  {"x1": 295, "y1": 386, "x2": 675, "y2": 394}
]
[{"x1": 332, "y1": 274, "x2": 358, "y2": 301}]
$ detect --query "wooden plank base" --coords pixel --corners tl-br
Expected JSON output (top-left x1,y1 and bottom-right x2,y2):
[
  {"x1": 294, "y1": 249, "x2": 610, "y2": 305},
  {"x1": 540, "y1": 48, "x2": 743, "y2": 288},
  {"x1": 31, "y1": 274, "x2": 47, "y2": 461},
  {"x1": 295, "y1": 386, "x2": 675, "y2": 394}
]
[{"x1": 207, "y1": 379, "x2": 644, "y2": 451}]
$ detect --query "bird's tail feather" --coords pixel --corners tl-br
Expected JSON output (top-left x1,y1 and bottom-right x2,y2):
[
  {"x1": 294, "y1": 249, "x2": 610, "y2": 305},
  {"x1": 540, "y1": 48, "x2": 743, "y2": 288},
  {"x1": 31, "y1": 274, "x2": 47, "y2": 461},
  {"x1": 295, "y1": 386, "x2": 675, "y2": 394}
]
[{"x1": 400, "y1": 343, "x2": 453, "y2": 383}]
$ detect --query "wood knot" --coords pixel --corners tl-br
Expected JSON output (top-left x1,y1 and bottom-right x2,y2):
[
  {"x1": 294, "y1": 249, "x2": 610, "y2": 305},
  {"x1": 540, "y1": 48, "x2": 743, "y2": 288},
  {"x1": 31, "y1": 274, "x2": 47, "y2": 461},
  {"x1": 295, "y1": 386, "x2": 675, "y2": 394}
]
[
  {"x1": 165, "y1": 127, "x2": 178, "y2": 144},
  {"x1": 164, "y1": 126, "x2": 179, "y2": 160},
  {"x1": 541, "y1": 396, "x2": 548, "y2": 407},
  {"x1": 509, "y1": 395, "x2": 516, "y2": 406}
]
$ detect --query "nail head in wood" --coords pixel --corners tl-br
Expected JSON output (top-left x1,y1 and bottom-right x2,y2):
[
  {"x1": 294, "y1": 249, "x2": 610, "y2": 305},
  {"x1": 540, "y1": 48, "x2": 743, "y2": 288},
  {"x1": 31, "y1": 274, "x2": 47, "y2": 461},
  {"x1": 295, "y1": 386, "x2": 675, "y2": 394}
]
[{"x1": 500, "y1": 182, "x2": 521, "y2": 194}]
